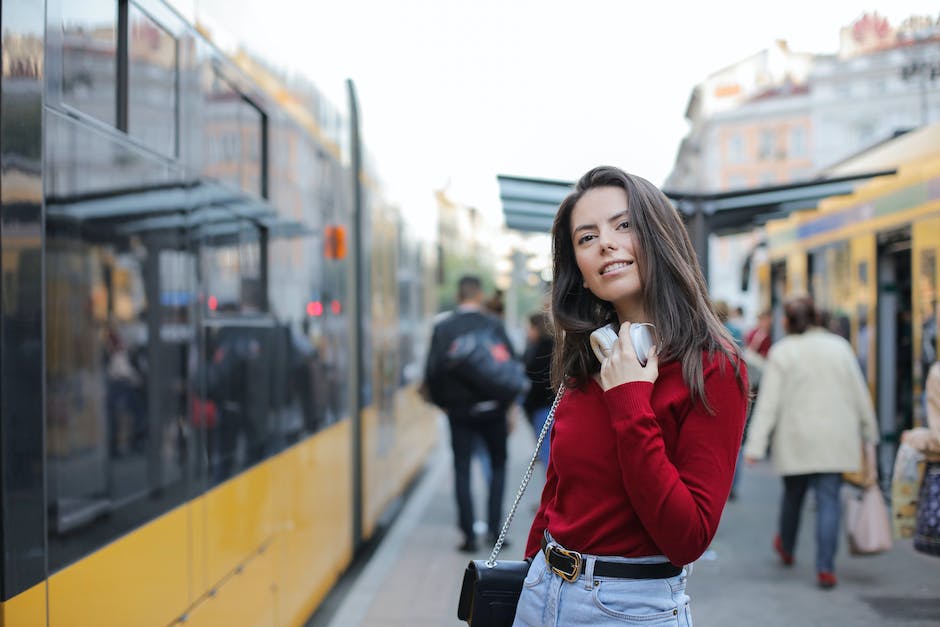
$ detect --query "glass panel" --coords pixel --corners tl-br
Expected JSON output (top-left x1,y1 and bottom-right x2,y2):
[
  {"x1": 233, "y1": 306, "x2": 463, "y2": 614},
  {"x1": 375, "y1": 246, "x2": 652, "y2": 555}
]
[
  {"x1": 128, "y1": 3, "x2": 178, "y2": 156},
  {"x1": 45, "y1": 189, "x2": 199, "y2": 571},
  {"x1": 61, "y1": 0, "x2": 117, "y2": 125},
  {"x1": 197, "y1": 213, "x2": 278, "y2": 483},
  {"x1": 201, "y1": 215, "x2": 263, "y2": 315},
  {"x1": 202, "y1": 69, "x2": 264, "y2": 198}
]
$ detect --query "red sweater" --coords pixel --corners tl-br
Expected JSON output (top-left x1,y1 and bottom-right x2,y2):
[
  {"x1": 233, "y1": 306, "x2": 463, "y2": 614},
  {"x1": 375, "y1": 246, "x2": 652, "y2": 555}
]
[{"x1": 524, "y1": 352, "x2": 747, "y2": 567}]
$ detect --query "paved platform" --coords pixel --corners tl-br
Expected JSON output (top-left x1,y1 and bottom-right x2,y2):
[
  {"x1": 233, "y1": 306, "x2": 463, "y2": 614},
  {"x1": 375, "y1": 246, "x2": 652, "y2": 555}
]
[{"x1": 311, "y1": 412, "x2": 940, "y2": 626}]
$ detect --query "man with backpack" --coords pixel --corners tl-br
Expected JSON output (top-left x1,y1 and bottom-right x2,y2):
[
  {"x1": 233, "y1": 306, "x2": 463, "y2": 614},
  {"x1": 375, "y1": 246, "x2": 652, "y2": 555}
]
[{"x1": 424, "y1": 275, "x2": 527, "y2": 552}]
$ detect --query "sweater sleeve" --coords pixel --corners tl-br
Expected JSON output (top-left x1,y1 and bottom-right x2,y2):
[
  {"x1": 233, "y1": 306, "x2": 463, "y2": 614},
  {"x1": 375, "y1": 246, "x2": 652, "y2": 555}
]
[{"x1": 603, "y1": 358, "x2": 746, "y2": 566}]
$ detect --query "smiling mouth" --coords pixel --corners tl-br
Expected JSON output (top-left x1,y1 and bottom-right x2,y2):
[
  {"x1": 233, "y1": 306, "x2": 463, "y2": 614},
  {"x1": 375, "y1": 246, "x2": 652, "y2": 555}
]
[{"x1": 600, "y1": 261, "x2": 633, "y2": 275}]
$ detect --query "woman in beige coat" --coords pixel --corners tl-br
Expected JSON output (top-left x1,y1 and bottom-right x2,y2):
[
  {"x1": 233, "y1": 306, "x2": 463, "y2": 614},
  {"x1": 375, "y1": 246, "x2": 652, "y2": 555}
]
[
  {"x1": 902, "y1": 362, "x2": 940, "y2": 457},
  {"x1": 744, "y1": 295, "x2": 878, "y2": 589}
]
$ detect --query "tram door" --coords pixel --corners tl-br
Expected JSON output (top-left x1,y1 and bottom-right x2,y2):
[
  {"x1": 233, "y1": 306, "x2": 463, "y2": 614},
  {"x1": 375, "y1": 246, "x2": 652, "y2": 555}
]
[{"x1": 875, "y1": 229, "x2": 913, "y2": 480}]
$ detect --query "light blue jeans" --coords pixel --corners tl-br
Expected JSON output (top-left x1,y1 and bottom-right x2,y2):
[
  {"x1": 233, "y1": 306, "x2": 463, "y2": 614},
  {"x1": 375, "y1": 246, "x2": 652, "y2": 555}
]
[{"x1": 512, "y1": 549, "x2": 691, "y2": 626}]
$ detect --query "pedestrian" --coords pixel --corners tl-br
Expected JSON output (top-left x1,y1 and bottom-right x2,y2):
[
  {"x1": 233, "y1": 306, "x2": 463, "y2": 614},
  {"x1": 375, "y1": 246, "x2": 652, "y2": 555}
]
[
  {"x1": 743, "y1": 294, "x2": 878, "y2": 589},
  {"x1": 513, "y1": 166, "x2": 748, "y2": 626},
  {"x1": 522, "y1": 310, "x2": 554, "y2": 469},
  {"x1": 728, "y1": 308, "x2": 774, "y2": 501},
  {"x1": 901, "y1": 357, "x2": 940, "y2": 458},
  {"x1": 424, "y1": 275, "x2": 520, "y2": 553},
  {"x1": 714, "y1": 299, "x2": 744, "y2": 347},
  {"x1": 744, "y1": 309, "x2": 772, "y2": 360}
]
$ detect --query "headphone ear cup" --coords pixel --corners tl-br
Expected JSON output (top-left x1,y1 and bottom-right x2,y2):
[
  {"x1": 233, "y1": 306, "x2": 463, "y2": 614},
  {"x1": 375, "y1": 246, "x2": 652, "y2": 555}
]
[{"x1": 589, "y1": 324, "x2": 618, "y2": 362}]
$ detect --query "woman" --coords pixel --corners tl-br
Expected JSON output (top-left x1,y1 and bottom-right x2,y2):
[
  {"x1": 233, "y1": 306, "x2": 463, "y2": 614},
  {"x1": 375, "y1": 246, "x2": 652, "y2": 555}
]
[
  {"x1": 743, "y1": 295, "x2": 878, "y2": 589},
  {"x1": 523, "y1": 310, "x2": 555, "y2": 469},
  {"x1": 513, "y1": 166, "x2": 748, "y2": 626}
]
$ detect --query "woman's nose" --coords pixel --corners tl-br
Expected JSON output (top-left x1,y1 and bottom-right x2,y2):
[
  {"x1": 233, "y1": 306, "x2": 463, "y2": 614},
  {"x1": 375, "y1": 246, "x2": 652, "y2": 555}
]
[{"x1": 597, "y1": 231, "x2": 618, "y2": 252}]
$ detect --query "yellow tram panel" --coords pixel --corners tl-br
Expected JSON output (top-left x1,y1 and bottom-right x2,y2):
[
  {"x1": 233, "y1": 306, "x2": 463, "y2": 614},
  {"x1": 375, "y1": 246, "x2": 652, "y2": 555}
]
[
  {"x1": 361, "y1": 384, "x2": 438, "y2": 540},
  {"x1": 0, "y1": 581, "x2": 46, "y2": 627},
  {"x1": 182, "y1": 539, "x2": 276, "y2": 627},
  {"x1": 47, "y1": 505, "x2": 189, "y2": 627},
  {"x1": 202, "y1": 458, "x2": 278, "y2": 591},
  {"x1": 275, "y1": 420, "x2": 354, "y2": 627}
]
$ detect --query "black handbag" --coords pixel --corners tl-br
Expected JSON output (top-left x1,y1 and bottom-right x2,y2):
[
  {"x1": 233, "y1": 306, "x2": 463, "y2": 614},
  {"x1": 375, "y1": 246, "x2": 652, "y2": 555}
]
[
  {"x1": 456, "y1": 386, "x2": 565, "y2": 626},
  {"x1": 457, "y1": 559, "x2": 531, "y2": 625}
]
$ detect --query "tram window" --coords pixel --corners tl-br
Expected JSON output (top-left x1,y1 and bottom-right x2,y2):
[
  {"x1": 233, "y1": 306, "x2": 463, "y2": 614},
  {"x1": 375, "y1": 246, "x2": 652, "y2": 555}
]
[
  {"x1": 919, "y1": 249, "x2": 937, "y2": 379},
  {"x1": 59, "y1": 0, "x2": 117, "y2": 126},
  {"x1": 45, "y1": 199, "x2": 198, "y2": 571},
  {"x1": 128, "y1": 3, "x2": 178, "y2": 157}
]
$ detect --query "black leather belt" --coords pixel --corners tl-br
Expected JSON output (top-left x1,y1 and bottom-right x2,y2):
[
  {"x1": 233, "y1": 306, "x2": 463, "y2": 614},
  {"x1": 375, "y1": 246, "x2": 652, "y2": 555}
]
[{"x1": 540, "y1": 535, "x2": 682, "y2": 583}]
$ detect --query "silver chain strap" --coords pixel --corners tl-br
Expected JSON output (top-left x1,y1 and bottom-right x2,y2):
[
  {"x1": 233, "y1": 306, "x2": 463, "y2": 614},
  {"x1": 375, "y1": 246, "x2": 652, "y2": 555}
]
[{"x1": 485, "y1": 384, "x2": 566, "y2": 567}]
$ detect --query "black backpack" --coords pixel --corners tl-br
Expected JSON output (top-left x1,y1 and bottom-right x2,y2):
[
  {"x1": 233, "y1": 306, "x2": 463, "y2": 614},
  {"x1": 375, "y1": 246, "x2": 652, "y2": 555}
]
[{"x1": 445, "y1": 326, "x2": 530, "y2": 404}]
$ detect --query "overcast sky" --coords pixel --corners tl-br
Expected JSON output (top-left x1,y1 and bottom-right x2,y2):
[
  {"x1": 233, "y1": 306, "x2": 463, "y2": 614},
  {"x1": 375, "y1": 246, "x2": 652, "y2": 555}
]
[{"x1": 184, "y1": 1, "x2": 939, "y2": 225}]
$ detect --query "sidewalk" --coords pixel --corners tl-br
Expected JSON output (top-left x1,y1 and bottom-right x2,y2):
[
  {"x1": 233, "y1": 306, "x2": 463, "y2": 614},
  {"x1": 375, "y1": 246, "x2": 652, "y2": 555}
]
[{"x1": 316, "y1": 412, "x2": 940, "y2": 626}]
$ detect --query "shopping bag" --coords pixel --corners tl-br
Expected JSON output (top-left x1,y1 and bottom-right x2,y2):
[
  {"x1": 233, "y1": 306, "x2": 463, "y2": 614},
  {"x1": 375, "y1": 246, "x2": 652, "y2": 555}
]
[
  {"x1": 843, "y1": 442, "x2": 877, "y2": 488},
  {"x1": 844, "y1": 483, "x2": 893, "y2": 555},
  {"x1": 913, "y1": 463, "x2": 940, "y2": 557},
  {"x1": 890, "y1": 443, "x2": 926, "y2": 539}
]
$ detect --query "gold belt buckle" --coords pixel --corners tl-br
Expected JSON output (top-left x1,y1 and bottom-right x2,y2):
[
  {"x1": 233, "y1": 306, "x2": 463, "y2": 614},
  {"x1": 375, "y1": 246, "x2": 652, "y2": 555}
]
[{"x1": 547, "y1": 545, "x2": 582, "y2": 583}]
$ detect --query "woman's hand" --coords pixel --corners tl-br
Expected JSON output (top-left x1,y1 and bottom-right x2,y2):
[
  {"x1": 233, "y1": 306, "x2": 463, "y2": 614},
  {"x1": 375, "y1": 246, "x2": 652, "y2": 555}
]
[{"x1": 599, "y1": 322, "x2": 659, "y2": 391}]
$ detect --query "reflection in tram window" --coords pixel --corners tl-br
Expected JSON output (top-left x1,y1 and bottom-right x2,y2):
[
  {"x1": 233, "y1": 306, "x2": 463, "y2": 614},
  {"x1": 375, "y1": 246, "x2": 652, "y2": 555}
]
[
  {"x1": 201, "y1": 216, "x2": 264, "y2": 315},
  {"x1": 59, "y1": 0, "x2": 116, "y2": 125},
  {"x1": 202, "y1": 70, "x2": 265, "y2": 198},
  {"x1": 45, "y1": 191, "x2": 198, "y2": 571},
  {"x1": 128, "y1": 4, "x2": 178, "y2": 156}
]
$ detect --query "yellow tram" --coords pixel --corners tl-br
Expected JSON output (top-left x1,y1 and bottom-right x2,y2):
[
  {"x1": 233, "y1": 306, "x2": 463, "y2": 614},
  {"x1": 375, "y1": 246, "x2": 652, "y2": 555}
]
[
  {"x1": 757, "y1": 123, "x2": 940, "y2": 470},
  {"x1": 0, "y1": 1, "x2": 439, "y2": 624}
]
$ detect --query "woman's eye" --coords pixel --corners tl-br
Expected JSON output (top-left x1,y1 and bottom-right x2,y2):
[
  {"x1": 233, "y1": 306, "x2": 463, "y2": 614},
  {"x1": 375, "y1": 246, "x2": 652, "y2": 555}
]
[
  {"x1": 617, "y1": 220, "x2": 631, "y2": 230},
  {"x1": 577, "y1": 233, "x2": 595, "y2": 245}
]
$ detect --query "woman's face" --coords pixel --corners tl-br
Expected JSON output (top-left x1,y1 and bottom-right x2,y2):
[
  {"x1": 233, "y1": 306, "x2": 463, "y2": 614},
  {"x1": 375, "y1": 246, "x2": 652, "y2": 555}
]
[{"x1": 570, "y1": 186, "x2": 645, "y2": 321}]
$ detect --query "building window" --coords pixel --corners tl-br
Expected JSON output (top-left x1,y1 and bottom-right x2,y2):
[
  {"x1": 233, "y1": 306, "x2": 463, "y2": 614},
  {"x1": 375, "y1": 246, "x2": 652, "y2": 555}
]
[
  {"x1": 789, "y1": 127, "x2": 806, "y2": 158},
  {"x1": 758, "y1": 129, "x2": 775, "y2": 160},
  {"x1": 727, "y1": 134, "x2": 745, "y2": 164}
]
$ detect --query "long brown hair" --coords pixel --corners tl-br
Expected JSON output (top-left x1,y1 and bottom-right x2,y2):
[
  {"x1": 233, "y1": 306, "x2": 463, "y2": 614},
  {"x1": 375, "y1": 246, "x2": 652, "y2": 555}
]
[{"x1": 550, "y1": 166, "x2": 744, "y2": 410}]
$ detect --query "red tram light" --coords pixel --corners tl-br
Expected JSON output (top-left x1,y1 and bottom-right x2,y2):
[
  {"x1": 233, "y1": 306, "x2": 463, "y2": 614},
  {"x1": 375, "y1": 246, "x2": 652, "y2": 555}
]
[
  {"x1": 306, "y1": 300, "x2": 324, "y2": 317},
  {"x1": 331, "y1": 299, "x2": 341, "y2": 315},
  {"x1": 208, "y1": 295, "x2": 218, "y2": 311}
]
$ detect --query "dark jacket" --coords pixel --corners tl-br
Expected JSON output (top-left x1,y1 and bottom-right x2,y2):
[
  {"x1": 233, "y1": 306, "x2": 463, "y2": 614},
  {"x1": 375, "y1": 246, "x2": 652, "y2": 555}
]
[
  {"x1": 424, "y1": 308, "x2": 516, "y2": 412},
  {"x1": 522, "y1": 336, "x2": 554, "y2": 416}
]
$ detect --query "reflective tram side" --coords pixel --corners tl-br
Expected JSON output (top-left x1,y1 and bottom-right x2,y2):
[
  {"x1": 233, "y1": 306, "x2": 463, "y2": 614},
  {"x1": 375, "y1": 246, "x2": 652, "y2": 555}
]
[{"x1": 0, "y1": 1, "x2": 439, "y2": 625}]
